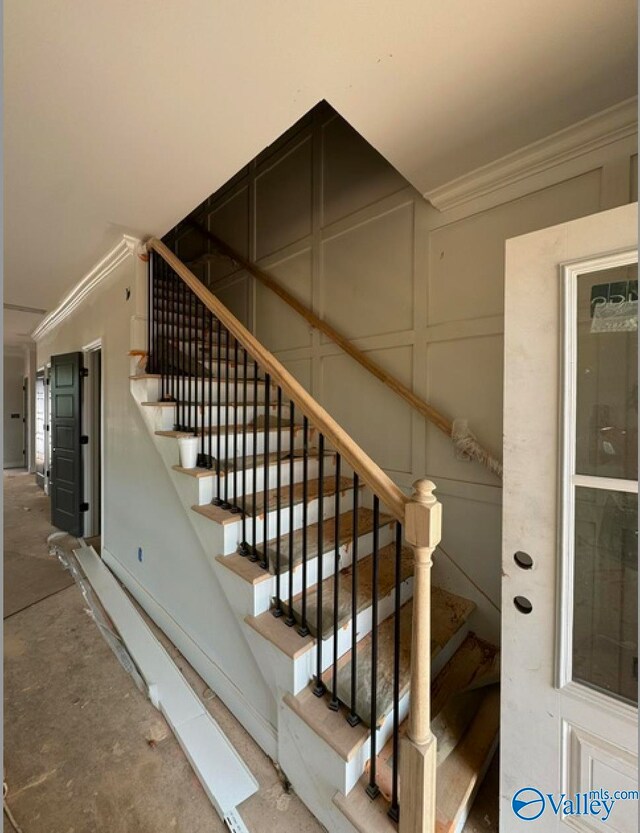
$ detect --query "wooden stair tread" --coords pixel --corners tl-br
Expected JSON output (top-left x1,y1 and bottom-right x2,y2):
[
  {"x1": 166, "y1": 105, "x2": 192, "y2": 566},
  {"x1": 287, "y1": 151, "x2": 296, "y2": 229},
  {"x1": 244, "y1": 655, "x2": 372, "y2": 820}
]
[
  {"x1": 435, "y1": 686, "x2": 500, "y2": 833},
  {"x1": 284, "y1": 688, "x2": 369, "y2": 763},
  {"x1": 216, "y1": 507, "x2": 392, "y2": 585},
  {"x1": 336, "y1": 684, "x2": 499, "y2": 833},
  {"x1": 142, "y1": 400, "x2": 278, "y2": 409},
  {"x1": 323, "y1": 587, "x2": 474, "y2": 729},
  {"x1": 290, "y1": 544, "x2": 414, "y2": 640},
  {"x1": 282, "y1": 588, "x2": 476, "y2": 761},
  {"x1": 191, "y1": 502, "x2": 240, "y2": 526},
  {"x1": 243, "y1": 475, "x2": 355, "y2": 517},
  {"x1": 257, "y1": 508, "x2": 394, "y2": 574},
  {"x1": 155, "y1": 415, "x2": 304, "y2": 439},
  {"x1": 371, "y1": 634, "x2": 500, "y2": 806},
  {"x1": 173, "y1": 449, "x2": 336, "y2": 479},
  {"x1": 431, "y1": 633, "x2": 500, "y2": 718}
]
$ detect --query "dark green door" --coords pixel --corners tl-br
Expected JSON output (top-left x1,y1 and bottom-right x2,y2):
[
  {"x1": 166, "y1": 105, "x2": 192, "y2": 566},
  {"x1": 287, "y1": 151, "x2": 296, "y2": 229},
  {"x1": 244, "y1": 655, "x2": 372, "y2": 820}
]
[{"x1": 50, "y1": 352, "x2": 84, "y2": 536}]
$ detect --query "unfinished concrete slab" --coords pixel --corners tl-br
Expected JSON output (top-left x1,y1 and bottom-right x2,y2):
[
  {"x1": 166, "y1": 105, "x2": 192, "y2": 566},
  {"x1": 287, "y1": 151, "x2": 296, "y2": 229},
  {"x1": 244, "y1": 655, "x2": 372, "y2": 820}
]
[
  {"x1": 3, "y1": 470, "x2": 73, "y2": 617},
  {"x1": 3, "y1": 471, "x2": 497, "y2": 832},
  {"x1": 3, "y1": 472, "x2": 323, "y2": 833}
]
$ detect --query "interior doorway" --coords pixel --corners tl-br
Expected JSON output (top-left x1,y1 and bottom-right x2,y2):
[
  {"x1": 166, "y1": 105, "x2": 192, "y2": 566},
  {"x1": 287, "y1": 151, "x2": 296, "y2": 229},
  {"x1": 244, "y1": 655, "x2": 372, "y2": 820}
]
[
  {"x1": 35, "y1": 369, "x2": 46, "y2": 488},
  {"x1": 83, "y1": 343, "x2": 102, "y2": 543}
]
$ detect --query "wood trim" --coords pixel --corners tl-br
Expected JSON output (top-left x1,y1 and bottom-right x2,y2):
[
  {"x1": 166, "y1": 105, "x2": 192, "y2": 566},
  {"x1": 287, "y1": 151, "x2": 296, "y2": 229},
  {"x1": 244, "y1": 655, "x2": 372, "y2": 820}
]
[{"x1": 147, "y1": 237, "x2": 408, "y2": 521}]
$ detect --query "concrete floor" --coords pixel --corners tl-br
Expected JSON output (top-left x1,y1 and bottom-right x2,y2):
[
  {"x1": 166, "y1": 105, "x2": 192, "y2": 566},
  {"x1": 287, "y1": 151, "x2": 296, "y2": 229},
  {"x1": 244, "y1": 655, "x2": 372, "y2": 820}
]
[{"x1": 3, "y1": 471, "x2": 498, "y2": 832}]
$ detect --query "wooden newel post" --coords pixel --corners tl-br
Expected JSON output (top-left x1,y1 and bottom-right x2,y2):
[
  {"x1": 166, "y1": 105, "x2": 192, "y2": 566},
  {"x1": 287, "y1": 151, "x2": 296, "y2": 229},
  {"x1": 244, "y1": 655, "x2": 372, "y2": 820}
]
[{"x1": 399, "y1": 479, "x2": 442, "y2": 833}]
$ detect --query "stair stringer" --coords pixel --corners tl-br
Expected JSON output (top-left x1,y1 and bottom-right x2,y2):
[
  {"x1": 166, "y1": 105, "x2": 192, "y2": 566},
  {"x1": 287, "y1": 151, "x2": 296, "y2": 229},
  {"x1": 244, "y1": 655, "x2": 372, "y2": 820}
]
[
  {"x1": 130, "y1": 373, "x2": 404, "y2": 821},
  {"x1": 129, "y1": 373, "x2": 484, "y2": 832}
]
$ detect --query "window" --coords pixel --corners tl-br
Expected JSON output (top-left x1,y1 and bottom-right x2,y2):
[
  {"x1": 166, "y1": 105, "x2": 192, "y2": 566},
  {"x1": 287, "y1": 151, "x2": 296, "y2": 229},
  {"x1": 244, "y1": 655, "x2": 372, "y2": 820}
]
[{"x1": 562, "y1": 253, "x2": 638, "y2": 705}]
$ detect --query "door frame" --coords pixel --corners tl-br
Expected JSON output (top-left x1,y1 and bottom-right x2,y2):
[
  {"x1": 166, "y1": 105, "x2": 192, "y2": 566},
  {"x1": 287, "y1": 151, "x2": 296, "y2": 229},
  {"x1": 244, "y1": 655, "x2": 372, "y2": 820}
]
[
  {"x1": 82, "y1": 338, "x2": 103, "y2": 540},
  {"x1": 35, "y1": 367, "x2": 46, "y2": 488},
  {"x1": 22, "y1": 375, "x2": 28, "y2": 468}
]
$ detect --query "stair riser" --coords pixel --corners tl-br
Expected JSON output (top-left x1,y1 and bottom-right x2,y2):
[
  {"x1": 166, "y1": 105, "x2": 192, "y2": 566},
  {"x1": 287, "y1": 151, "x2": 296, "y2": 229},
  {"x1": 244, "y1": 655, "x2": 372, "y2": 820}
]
[
  {"x1": 280, "y1": 685, "x2": 411, "y2": 798},
  {"x1": 282, "y1": 616, "x2": 468, "y2": 800},
  {"x1": 215, "y1": 521, "x2": 397, "y2": 623},
  {"x1": 258, "y1": 520, "x2": 399, "y2": 618},
  {"x1": 154, "y1": 324, "x2": 210, "y2": 339},
  {"x1": 199, "y1": 427, "x2": 304, "y2": 460},
  {"x1": 177, "y1": 457, "x2": 324, "y2": 506},
  {"x1": 213, "y1": 488, "x2": 359, "y2": 554},
  {"x1": 176, "y1": 458, "x2": 322, "y2": 506},
  {"x1": 179, "y1": 343, "x2": 234, "y2": 360},
  {"x1": 158, "y1": 362, "x2": 261, "y2": 380},
  {"x1": 154, "y1": 311, "x2": 212, "y2": 328},
  {"x1": 292, "y1": 573, "x2": 414, "y2": 696},
  {"x1": 158, "y1": 379, "x2": 278, "y2": 403},
  {"x1": 151, "y1": 402, "x2": 279, "y2": 431}
]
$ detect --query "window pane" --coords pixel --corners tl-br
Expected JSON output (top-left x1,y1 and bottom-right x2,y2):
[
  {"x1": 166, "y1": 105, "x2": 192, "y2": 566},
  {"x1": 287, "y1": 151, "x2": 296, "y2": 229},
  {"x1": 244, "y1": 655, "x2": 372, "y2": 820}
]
[
  {"x1": 573, "y1": 487, "x2": 638, "y2": 704},
  {"x1": 576, "y1": 264, "x2": 637, "y2": 480}
]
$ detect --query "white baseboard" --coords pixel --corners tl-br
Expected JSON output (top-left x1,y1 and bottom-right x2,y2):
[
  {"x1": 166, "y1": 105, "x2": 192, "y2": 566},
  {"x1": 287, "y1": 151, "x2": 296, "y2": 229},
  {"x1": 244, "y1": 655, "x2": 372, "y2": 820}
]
[{"x1": 102, "y1": 547, "x2": 278, "y2": 759}]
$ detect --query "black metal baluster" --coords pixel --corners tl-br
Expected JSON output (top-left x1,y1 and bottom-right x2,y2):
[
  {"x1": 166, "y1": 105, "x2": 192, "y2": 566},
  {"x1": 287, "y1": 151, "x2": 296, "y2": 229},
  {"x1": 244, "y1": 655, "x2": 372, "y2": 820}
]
[
  {"x1": 199, "y1": 300, "x2": 206, "y2": 466},
  {"x1": 159, "y1": 260, "x2": 166, "y2": 400},
  {"x1": 158, "y1": 259, "x2": 164, "y2": 398},
  {"x1": 272, "y1": 386, "x2": 283, "y2": 615},
  {"x1": 147, "y1": 251, "x2": 153, "y2": 373},
  {"x1": 180, "y1": 279, "x2": 187, "y2": 429},
  {"x1": 165, "y1": 263, "x2": 171, "y2": 405},
  {"x1": 221, "y1": 328, "x2": 231, "y2": 510},
  {"x1": 366, "y1": 496, "x2": 381, "y2": 799},
  {"x1": 260, "y1": 374, "x2": 271, "y2": 569},
  {"x1": 231, "y1": 336, "x2": 241, "y2": 513},
  {"x1": 172, "y1": 275, "x2": 178, "y2": 424},
  {"x1": 328, "y1": 452, "x2": 342, "y2": 711},
  {"x1": 170, "y1": 272, "x2": 175, "y2": 408},
  {"x1": 285, "y1": 401, "x2": 296, "y2": 627},
  {"x1": 207, "y1": 312, "x2": 213, "y2": 469},
  {"x1": 238, "y1": 347, "x2": 250, "y2": 555},
  {"x1": 388, "y1": 522, "x2": 403, "y2": 823},
  {"x1": 249, "y1": 360, "x2": 259, "y2": 561},
  {"x1": 212, "y1": 319, "x2": 223, "y2": 505},
  {"x1": 193, "y1": 297, "x2": 200, "y2": 442},
  {"x1": 347, "y1": 473, "x2": 361, "y2": 726},
  {"x1": 313, "y1": 433, "x2": 326, "y2": 696},
  {"x1": 298, "y1": 417, "x2": 310, "y2": 637}
]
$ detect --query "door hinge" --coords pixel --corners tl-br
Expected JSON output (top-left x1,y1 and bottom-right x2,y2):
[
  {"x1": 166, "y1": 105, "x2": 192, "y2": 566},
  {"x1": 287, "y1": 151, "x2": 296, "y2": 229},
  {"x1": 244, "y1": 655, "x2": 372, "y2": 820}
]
[
  {"x1": 80, "y1": 502, "x2": 89, "y2": 512},
  {"x1": 46, "y1": 425, "x2": 50, "y2": 431},
  {"x1": 46, "y1": 469, "x2": 50, "y2": 478},
  {"x1": 46, "y1": 378, "x2": 50, "y2": 385},
  {"x1": 80, "y1": 435, "x2": 89, "y2": 445},
  {"x1": 81, "y1": 368, "x2": 89, "y2": 378}
]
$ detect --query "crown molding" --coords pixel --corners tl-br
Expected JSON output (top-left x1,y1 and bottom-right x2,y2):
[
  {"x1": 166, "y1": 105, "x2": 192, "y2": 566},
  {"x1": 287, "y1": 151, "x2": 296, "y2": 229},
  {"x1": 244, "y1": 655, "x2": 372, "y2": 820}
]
[
  {"x1": 425, "y1": 97, "x2": 638, "y2": 212},
  {"x1": 32, "y1": 235, "x2": 141, "y2": 341}
]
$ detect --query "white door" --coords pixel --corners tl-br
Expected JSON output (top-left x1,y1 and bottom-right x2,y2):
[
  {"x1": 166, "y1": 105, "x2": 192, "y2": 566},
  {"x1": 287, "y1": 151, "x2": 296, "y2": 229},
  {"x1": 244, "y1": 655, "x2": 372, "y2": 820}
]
[{"x1": 501, "y1": 203, "x2": 638, "y2": 832}]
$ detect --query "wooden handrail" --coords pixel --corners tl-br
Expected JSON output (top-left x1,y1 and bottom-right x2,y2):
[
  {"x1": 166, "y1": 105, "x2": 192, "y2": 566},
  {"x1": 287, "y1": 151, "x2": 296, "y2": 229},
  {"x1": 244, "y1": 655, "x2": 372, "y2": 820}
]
[
  {"x1": 183, "y1": 218, "x2": 502, "y2": 479},
  {"x1": 147, "y1": 237, "x2": 408, "y2": 522}
]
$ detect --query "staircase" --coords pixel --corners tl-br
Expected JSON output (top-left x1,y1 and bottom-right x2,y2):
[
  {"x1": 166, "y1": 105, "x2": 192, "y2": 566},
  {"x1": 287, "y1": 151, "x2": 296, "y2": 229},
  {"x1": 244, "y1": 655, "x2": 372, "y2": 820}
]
[{"x1": 130, "y1": 238, "x2": 500, "y2": 833}]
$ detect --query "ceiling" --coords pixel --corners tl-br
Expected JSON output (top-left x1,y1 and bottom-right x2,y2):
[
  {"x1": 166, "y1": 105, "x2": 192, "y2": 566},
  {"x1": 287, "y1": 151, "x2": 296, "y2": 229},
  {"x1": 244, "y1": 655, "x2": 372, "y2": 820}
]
[{"x1": 5, "y1": 0, "x2": 637, "y2": 345}]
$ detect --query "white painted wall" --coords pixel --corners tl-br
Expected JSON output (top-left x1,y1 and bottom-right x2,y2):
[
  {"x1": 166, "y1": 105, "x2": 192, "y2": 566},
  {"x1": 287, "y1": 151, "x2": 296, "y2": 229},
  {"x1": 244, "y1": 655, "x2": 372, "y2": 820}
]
[
  {"x1": 36, "y1": 254, "x2": 277, "y2": 740},
  {"x1": 175, "y1": 105, "x2": 637, "y2": 642}
]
